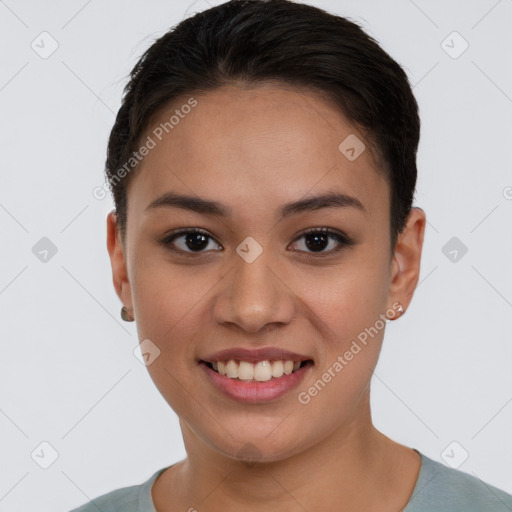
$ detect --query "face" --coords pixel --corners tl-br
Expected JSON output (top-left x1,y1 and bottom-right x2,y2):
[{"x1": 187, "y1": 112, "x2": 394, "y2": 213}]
[{"x1": 107, "y1": 82, "x2": 425, "y2": 463}]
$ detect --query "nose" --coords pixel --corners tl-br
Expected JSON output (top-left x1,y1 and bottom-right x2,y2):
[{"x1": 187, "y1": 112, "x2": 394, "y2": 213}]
[{"x1": 212, "y1": 249, "x2": 296, "y2": 335}]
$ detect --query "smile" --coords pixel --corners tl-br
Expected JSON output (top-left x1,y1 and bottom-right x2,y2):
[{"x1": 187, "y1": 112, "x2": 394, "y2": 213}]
[
  {"x1": 204, "y1": 359, "x2": 310, "y2": 382},
  {"x1": 198, "y1": 347, "x2": 314, "y2": 403}
]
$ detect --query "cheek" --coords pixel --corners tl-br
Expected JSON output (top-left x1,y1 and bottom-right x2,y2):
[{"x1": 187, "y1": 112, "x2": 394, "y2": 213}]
[
  {"x1": 293, "y1": 252, "x2": 390, "y2": 401},
  {"x1": 299, "y1": 255, "x2": 390, "y2": 338},
  {"x1": 129, "y1": 259, "x2": 209, "y2": 417},
  {"x1": 294, "y1": 269, "x2": 389, "y2": 418},
  {"x1": 129, "y1": 250, "x2": 215, "y2": 338}
]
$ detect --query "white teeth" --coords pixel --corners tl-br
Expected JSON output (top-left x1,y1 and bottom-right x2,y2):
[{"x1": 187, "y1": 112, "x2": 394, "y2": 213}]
[
  {"x1": 209, "y1": 359, "x2": 304, "y2": 380},
  {"x1": 225, "y1": 359, "x2": 238, "y2": 378},
  {"x1": 254, "y1": 361, "x2": 272, "y2": 381},
  {"x1": 238, "y1": 361, "x2": 254, "y2": 380},
  {"x1": 283, "y1": 360, "x2": 294, "y2": 375},
  {"x1": 271, "y1": 360, "x2": 284, "y2": 378}
]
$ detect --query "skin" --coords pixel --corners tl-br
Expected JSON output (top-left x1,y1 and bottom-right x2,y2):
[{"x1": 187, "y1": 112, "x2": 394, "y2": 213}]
[{"x1": 107, "y1": 82, "x2": 426, "y2": 511}]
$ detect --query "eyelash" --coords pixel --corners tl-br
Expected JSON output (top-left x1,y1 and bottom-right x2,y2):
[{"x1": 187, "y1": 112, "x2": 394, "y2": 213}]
[{"x1": 160, "y1": 227, "x2": 354, "y2": 258}]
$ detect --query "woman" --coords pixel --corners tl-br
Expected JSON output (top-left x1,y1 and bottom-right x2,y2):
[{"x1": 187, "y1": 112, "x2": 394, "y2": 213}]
[{"x1": 71, "y1": 0, "x2": 512, "y2": 510}]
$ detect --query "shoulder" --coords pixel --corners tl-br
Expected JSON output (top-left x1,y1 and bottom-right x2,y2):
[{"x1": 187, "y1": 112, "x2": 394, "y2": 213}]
[
  {"x1": 405, "y1": 452, "x2": 512, "y2": 512},
  {"x1": 68, "y1": 467, "x2": 168, "y2": 512},
  {"x1": 68, "y1": 484, "x2": 140, "y2": 512}
]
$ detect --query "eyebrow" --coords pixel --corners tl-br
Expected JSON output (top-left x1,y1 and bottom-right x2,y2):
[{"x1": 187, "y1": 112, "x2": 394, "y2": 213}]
[{"x1": 144, "y1": 191, "x2": 366, "y2": 219}]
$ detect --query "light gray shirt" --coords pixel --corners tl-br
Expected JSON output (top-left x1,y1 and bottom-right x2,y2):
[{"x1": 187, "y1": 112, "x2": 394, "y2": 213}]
[{"x1": 69, "y1": 451, "x2": 512, "y2": 511}]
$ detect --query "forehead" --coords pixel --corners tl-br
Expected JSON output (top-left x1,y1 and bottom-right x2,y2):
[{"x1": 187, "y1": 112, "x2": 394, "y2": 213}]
[{"x1": 127, "y1": 82, "x2": 389, "y2": 224}]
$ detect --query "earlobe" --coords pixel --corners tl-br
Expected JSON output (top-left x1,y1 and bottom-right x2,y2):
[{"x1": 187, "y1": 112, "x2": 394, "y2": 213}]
[
  {"x1": 387, "y1": 207, "x2": 426, "y2": 315},
  {"x1": 106, "y1": 211, "x2": 132, "y2": 309}
]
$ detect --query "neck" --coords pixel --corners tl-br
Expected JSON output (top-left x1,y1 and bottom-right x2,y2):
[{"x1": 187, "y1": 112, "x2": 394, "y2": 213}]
[{"x1": 153, "y1": 394, "x2": 420, "y2": 512}]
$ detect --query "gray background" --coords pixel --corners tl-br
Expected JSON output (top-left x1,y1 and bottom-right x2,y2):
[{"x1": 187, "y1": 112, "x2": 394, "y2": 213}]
[{"x1": 1, "y1": 0, "x2": 511, "y2": 510}]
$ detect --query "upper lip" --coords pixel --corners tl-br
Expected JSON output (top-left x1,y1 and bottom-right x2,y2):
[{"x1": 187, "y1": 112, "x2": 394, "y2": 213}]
[{"x1": 200, "y1": 347, "x2": 312, "y2": 364}]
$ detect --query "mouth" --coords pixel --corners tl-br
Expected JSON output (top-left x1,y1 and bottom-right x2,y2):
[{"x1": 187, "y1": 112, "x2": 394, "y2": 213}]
[
  {"x1": 198, "y1": 348, "x2": 314, "y2": 403},
  {"x1": 201, "y1": 358, "x2": 313, "y2": 382}
]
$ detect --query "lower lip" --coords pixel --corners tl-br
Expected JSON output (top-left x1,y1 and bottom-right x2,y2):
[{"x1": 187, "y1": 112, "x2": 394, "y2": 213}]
[{"x1": 199, "y1": 361, "x2": 312, "y2": 404}]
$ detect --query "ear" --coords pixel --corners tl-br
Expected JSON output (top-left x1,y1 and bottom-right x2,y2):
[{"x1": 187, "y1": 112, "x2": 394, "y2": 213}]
[
  {"x1": 387, "y1": 207, "x2": 426, "y2": 314},
  {"x1": 106, "y1": 210, "x2": 133, "y2": 309}
]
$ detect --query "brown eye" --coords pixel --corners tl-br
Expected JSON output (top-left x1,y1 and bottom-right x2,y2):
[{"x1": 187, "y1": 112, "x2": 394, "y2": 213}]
[
  {"x1": 289, "y1": 228, "x2": 354, "y2": 256},
  {"x1": 162, "y1": 229, "x2": 221, "y2": 254},
  {"x1": 161, "y1": 227, "x2": 354, "y2": 257}
]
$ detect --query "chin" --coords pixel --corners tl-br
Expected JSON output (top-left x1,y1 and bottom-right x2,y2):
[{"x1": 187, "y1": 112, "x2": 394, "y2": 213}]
[{"x1": 205, "y1": 428, "x2": 312, "y2": 465}]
